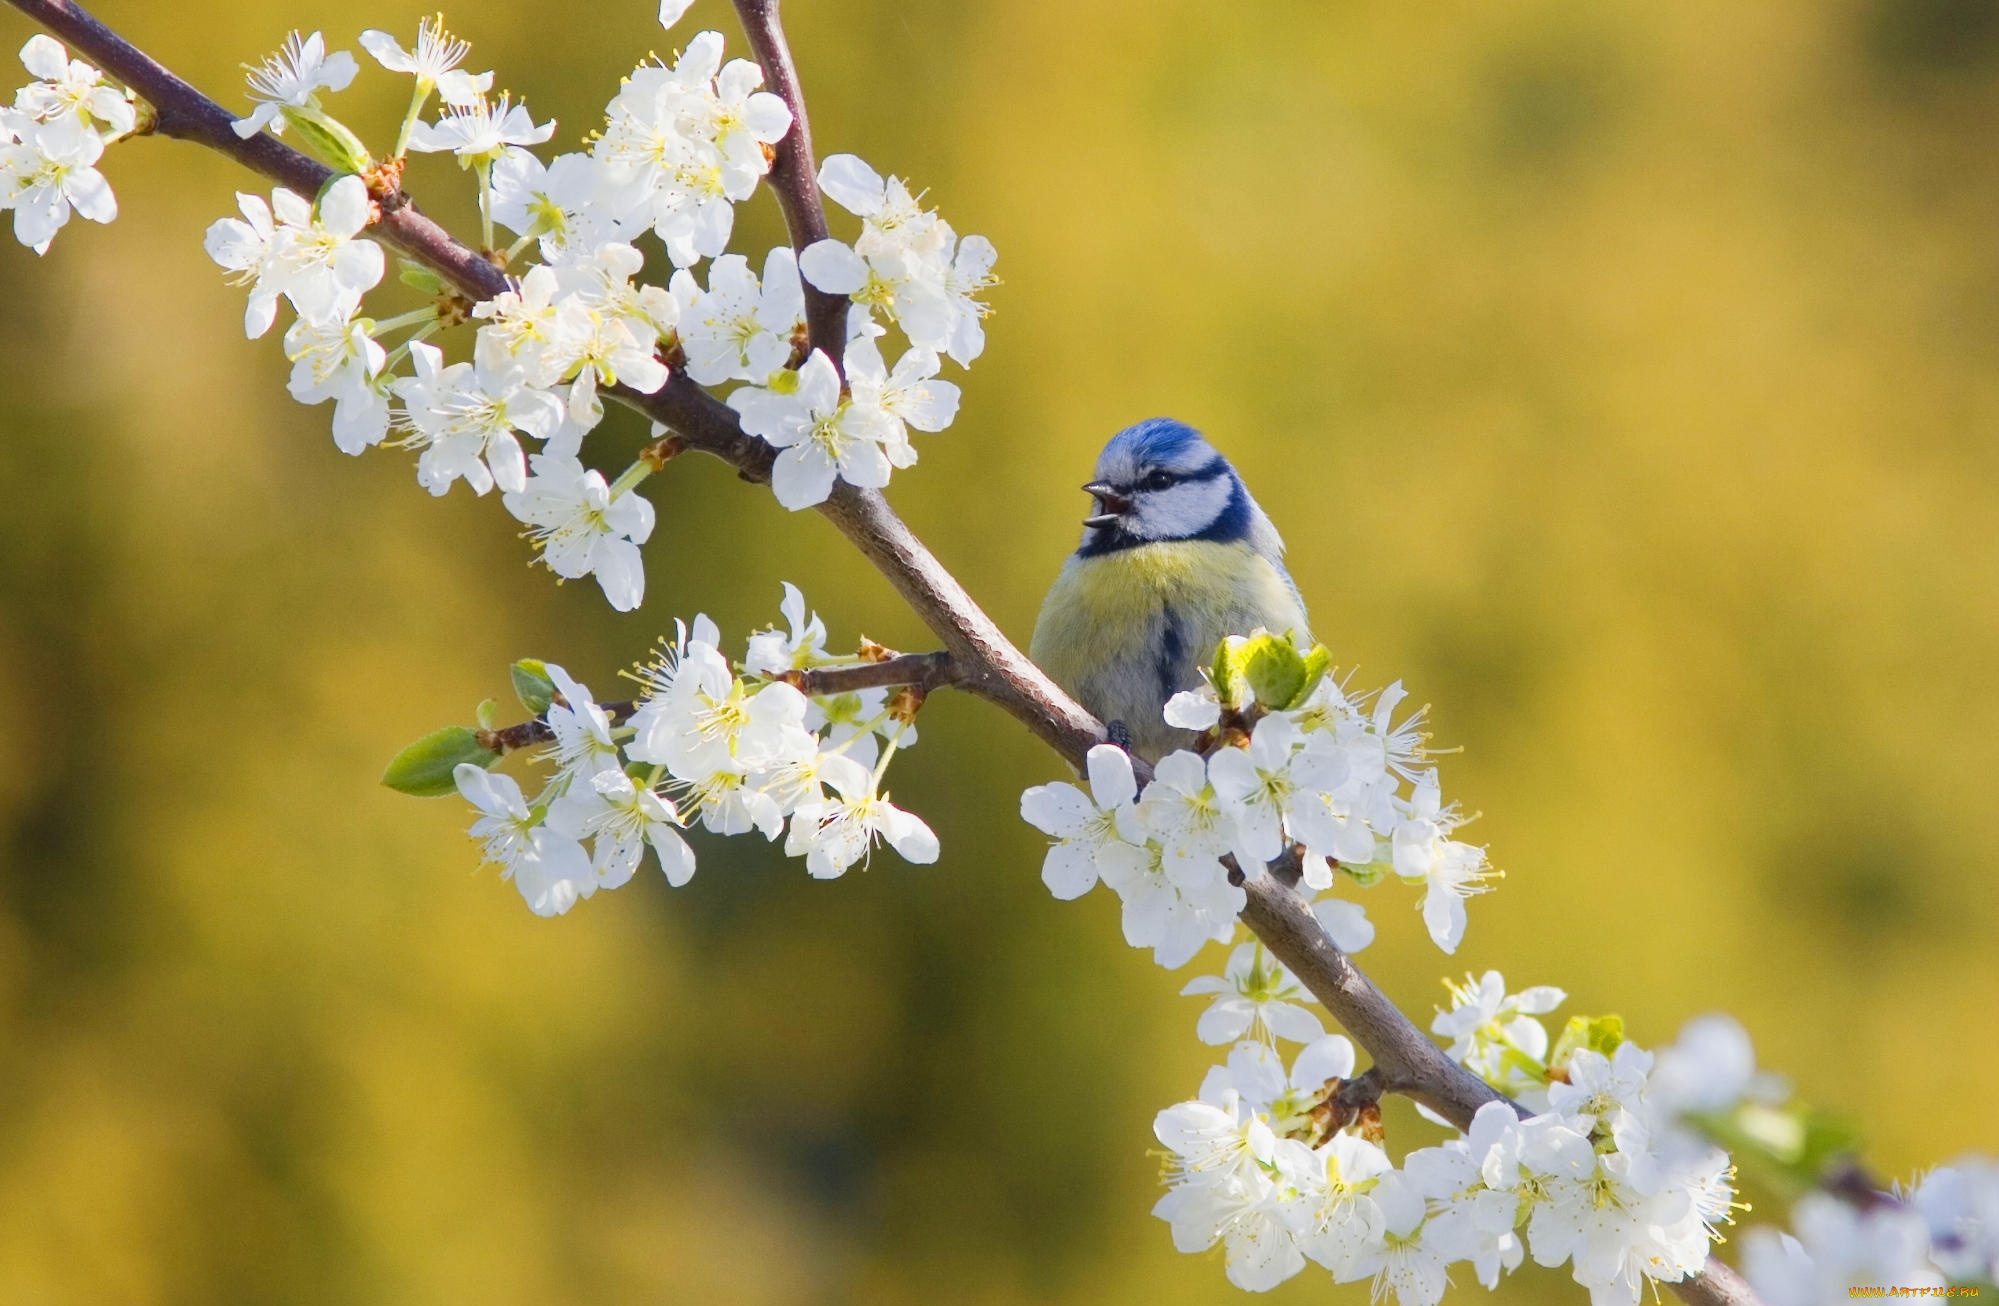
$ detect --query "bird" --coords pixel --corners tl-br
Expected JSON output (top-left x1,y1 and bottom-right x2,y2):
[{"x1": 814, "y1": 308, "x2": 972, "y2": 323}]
[{"x1": 1030, "y1": 417, "x2": 1310, "y2": 763}]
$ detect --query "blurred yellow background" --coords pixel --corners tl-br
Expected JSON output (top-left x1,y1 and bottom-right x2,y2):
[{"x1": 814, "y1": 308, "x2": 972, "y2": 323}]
[{"x1": 2, "y1": 0, "x2": 1996, "y2": 1301}]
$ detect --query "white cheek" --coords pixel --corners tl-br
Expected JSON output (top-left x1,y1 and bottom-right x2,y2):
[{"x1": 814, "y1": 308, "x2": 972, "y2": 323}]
[{"x1": 1134, "y1": 478, "x2": 1231, "y2": 538}]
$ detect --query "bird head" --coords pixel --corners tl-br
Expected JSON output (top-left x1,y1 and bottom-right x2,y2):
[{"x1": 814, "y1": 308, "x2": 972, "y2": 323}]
[{"x1": 1076, "y1": 418, "x2": 1282, "y2": 557}]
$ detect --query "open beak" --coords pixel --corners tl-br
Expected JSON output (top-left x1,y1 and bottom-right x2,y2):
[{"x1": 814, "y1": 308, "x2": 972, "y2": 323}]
[{"x1": 1082, "y1": 481, "x2": 1130, "y2": 529}]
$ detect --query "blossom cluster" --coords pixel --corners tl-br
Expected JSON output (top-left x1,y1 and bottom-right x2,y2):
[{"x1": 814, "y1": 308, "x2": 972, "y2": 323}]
[
  {"x1": 1743, "y1": 1173, "x2": 1999, "y2": 1305},
  {"x1": 451, "y1": 584, "x2": 936, "y2": 916},
  {"x1": 1021, "y1": 644, "x2": 1488, "y2": 969},
  {"x1": 1, "y1": 36, "x2": 133, "y2": 254},
  {"x1": 181, "y1": 12, "x2": 991, "y2": 609},
  {"x1": 1155, "y1": 969, "x2": 1740, "y2": 1306}
]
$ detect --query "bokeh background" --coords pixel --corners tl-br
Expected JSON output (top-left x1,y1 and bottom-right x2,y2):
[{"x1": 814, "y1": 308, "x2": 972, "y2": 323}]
[{"x1": 2, "y1": 0, "x2": 1996, "y2": 1301}]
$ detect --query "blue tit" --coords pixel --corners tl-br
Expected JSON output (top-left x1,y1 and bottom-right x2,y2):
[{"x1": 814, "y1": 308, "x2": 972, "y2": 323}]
[{"x1": 1030, "y1": 417, "x2": 1310, "y2": 762}]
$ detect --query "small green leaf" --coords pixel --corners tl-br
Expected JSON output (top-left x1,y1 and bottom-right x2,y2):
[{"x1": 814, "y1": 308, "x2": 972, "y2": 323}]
[
  {"x1": 1342, "y1": 859, "x2": 1391, "y2": 888},
  {"x1": 1290, "y1": 643, "x2": 1333, "y2": 710},
  {"x1": 1211, "y1": 635, "x2": 1245, "y2": 707},
  {"x1": 1549, "y1": 1014, "x2": 1625, "y2": 1071},
  {"x1": 399, "y1": 258, "x2": 445, "y2": 294},
  {"x1": 381, "y1": 726, "x2": 496, "y2": 798},
  {"x1": 288, "y1": 106, "x2": 375, "y2": 176},
  {"x1": 475, "y1": 698, "x2": 499, "y2": 729},
  {"x1": 1241, "y1": 632, "x2": 1309, "y2": 710},
  {"x1": 1692, "y1": 1102, "x2": 1864, "y2": 1198},
  {"x1": 511, "y1": 659, "x2": 556, "y2": 714}
]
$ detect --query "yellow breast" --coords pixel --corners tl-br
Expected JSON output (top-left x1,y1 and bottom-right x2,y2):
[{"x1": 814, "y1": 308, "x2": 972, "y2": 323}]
[{"x1": 1029, "y1": 541, "x2": 1310, "y2": 758}]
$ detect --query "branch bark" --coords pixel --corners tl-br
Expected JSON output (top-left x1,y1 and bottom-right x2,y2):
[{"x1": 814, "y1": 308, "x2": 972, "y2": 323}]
[
  {"x1": 728, "y1": 0, "x2": 847, "y2": 371},
  {"x1": 2, "y1": 6, "x2": 1765, "y2": 1302}
]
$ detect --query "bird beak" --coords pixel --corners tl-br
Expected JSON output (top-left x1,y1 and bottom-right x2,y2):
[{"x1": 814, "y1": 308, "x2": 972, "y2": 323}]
[{"x1": 1082, "y1": 481, "x2": 1130, "y2": 529}]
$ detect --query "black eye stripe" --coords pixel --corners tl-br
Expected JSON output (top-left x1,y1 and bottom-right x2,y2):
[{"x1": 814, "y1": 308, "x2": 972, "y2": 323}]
[{"x1": 1133, "y1": 459, "x2": 1227, "y2": 491}]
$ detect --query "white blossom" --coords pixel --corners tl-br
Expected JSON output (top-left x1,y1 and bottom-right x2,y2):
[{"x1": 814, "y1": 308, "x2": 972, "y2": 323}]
[
  {"x1": 267, "y1": 176, "x2": 384, "y2": 325},
  {"x1": 500, "y1": 454, "x2": 654, "y2": 610},
  {"x1": 15, "y1": 35, "x2": 135, "y2": 140},
  {"x1": 1392, "y1": 777, "x2": 1495, "y2": 954},
  {"x1": 1207, "y1": 714, "x2": 1344, "y2": 868},
  {"x1": 283, "y1": 314, "x2": 388, "y2": 455},
  {"x1": 546, "y1": 768, "x2": 695, "y2": 890},
  {"x1": 234, "y1": 31, "x2": 358, "y2": 139},
  {"x1": 1152, "y1": 1076, "x2": 1316, "y2": 1292},
  {"x1": 1019, "y1": 743, "x2": 1147, "y2": 900},
  {"x1": 1100, "y1": 842, "x2": 1243, "y2": 970},
  {"x1": 358, "y1": 17, "x2": 492, "y2": 106},
  {"x1": 1163, "y1": 688, "x2": 1222, "y2": 731},
  {"x1": 1344, "y1": 1172, "x2": 1453, "y2": 1306},
  {"x1": 1907, "y1": 1159, "x2": 1999, "y2": 1285},
  {"x1": 539, "y1": 663, "x2": 624, "y2": 787},
  {"x1": 1744, "y1": 1195, "x2": 1947, "y2": 1306},
  {"x1": 1312, "y1": 896, "x2": 1375, "y2": 953},
  {"x1": 783, "y1": 752, "x2": 938, "y2": 878},
  {"x1": 1431, "y1": 970, "x2": 1566, "y2": 1097},
  {"x1": 669, "y1": 247, "x2": 803, "y2": 385},
  {"x1": 593, "y1": 32, "x2": 790, "y2": 268},
  {"x1": 0, "y1": 116, "x2": 114, "y2": 253},
  {"x1": 394, "y1": 340, "x2": 565, "y2": 496},
  {"x1": 1548, "y1": 1042, "x2": 1655, "y2": 1127},
  {"x1": 743, "y1": 581, "x2": 828, "y2": 676},
  {"x1": 1180, "y1": 942, "x2": 1325, "y2": 1046},
  {"x1": 452, "y1": 762, "x2": 594, "y2": 917},
  {"x1": 799, "y1": 153, "x2": 995, "y2": 365},
  {"x1": 626, "y1": 638, "x2": 815, "y2": 782},
  {"x1": 490, "y1": 149, "x2": 634, "y2": 259},
  {"x1": 843, "y1": 333, "x2": 960, "y2": 467},
  {"x1": 729, "y1": 349, "x2": 896, "y2": 510},
  {"x1": 409, "y1": 92, "x2": 554, "y2": 165},
  {"x1": 203, "y1": 192, "x2": 285, "y2": 336},
  {"x1": 1135, "y1": 748, "x2": 1236, "y2": 881}
]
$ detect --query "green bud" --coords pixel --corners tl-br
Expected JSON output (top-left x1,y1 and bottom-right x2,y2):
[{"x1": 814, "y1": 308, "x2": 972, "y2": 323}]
[
  {"x1": 381, "y1": 726, "x2": 497, "y2": 798},
  {"x1": 399, "y1": 259, "x2": 446, "y2": 295},
  {"x1": 1210, "y1": 635, "x2": 1247, "y2": 707},
  {"x1": 286, "y1": 104, "x2": 376, "y2": 176},
  {"x1": 511, "y1": 659, "x2": 557, "y2": 714},
  {"x1": 475, "y1": 698, "x2": 500, "y2": 730},
  {"x1": 1293, "y1": 643, "x2": 1332, "y2": 710},
  {"x1": 1241, "y1": 632, "x2": 1308, "y2": 710},
  {"x1": 1342, "y1": 859, "x2": 1391, "y2": 888},
  {"x1": 1549, "y1": 1014, "x2": 1625, "y2": 1071}
]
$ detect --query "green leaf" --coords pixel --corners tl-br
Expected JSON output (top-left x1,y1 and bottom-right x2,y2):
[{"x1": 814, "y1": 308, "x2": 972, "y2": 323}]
[
  {"x1": 1549, "y1": 1014, "x2": 1625, "y2": 1070},
  {"x1": 1693, "y1": 1102, "x2": 1865, "y2": 1198},
  {"x1": 511, "y1": 659, "x2": 556, "y2": 714},
  {"x1": 1241, "y1": 632, "x2": 1309, "y2": 710},
  {"x1": 381, "y1": 725, "x2": 496, "y2": 798},
  {"x1": 399, "y1": 258, "x2": 445, "y2": 295},
  {"x1": 288, "y1": 106, "x2": 375, "y2": 177},
  {"x1": 1342, "y1": 859, "x2": 1391, "y2": 888},
  {"x1": 475, "y1": 698, "x2": 499, "y2": 730},
  {"x1": 1291, "y1": 643, "x2": 1333, "y2": 710},
  {"x1": 1210, "y1": 635, "x2": 1245, "y2": 707}
]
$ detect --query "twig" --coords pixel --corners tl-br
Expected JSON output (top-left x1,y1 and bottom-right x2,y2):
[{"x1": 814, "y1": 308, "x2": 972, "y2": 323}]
[
  {"x1": 1, "y1": 7, "x2": 1765, "y2": 1301},
  {"x1": 728, "y1": 0, "x2": 847, "y2": 371},
  {"x1": 476, "y1": 653, "x2": 958, "y2": 754}
]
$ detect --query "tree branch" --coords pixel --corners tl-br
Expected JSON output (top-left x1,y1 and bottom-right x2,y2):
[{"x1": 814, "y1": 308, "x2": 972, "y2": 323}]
[
  {"x1": 728, "y1": 0, "x2": 847, "y2": 371},
  {"x1": 478, "y1": 653, "x2": 959, "y2": 754},
  {"x1": 1, "y1": 7, "x2": 1764, "y2": 1301}
]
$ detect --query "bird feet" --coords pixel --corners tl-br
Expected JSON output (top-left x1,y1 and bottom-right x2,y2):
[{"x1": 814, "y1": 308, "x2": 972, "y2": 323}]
[{"x1": 1105, "y1": 720, "x2": 1134, "y2": 752}]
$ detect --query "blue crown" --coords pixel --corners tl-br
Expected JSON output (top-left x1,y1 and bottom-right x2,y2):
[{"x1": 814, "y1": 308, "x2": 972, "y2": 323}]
[{"x1": 1099, "y1": 417, "x2": 1216, "y2": 474}]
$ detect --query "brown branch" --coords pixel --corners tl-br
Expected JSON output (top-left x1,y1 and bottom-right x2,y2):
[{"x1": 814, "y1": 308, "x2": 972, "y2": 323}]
[
  {"x1": 477, "y1": 653, "x2": 957, "y2": 755},
  {"x1": 729, "y1": 0, "x2": 846, "y2": 372},
  {"x1": 780, "y1": 650, "x2": 958, "y2": 696},
  {"x1": 4, "y1": 7, "x2": 1764, "y2": 1302}
]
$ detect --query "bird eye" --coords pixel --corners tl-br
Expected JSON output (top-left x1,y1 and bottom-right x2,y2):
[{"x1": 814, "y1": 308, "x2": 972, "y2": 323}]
[{"x1": 1139, "y1": 469, "x2": 1175, "y2": 492}]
